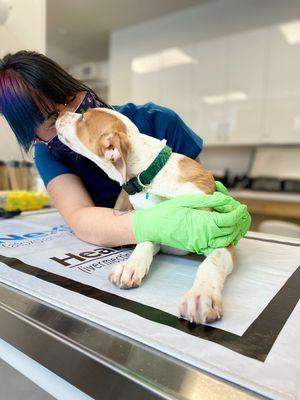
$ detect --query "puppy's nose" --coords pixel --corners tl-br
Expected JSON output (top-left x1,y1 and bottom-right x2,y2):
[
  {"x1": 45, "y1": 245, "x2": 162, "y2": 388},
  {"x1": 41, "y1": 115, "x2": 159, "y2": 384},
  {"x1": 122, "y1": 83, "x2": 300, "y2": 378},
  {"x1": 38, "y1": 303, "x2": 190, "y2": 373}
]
[
  {"x1": 55, "y1": 115, "x2": 67, "y2": 132},
  {"x1": 58, "y1": 110, "x2": 66, "y2": 118},
  {"x1": 56, "y1": 110, "x2": 68, "y2": 124},
  {"x1": 57, "y1": 110, "x2": 71, "y2": 122},
  {"x1": 55, "y1": 115, "x2": 63, "y2": 131}
]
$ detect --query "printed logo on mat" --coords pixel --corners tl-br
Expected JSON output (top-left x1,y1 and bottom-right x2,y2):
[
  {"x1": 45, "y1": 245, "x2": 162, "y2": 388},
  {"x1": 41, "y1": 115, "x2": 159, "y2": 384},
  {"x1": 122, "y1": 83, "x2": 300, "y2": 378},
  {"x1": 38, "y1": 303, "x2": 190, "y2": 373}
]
[
  {"x1": 0, "y1": 225, "x2": 73, "y2": 248},
  {"x1": 50, "y1": 247, "x2": 132, "y2": 274}
]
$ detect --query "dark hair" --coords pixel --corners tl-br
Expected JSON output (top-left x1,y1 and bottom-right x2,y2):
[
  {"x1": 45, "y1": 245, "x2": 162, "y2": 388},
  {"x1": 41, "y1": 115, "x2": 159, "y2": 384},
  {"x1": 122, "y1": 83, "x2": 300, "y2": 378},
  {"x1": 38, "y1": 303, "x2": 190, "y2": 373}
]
[{"x1": 0, "y1": 50, "x2": 111, "y2": 151}]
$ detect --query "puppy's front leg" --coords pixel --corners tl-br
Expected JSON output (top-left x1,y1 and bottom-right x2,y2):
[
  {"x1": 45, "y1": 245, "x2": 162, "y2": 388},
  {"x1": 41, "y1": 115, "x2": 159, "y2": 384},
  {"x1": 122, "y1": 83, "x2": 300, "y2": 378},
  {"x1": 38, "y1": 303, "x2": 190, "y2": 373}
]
[{"x1": 109, "y1": 242, "x2": 160, "y2": 289}]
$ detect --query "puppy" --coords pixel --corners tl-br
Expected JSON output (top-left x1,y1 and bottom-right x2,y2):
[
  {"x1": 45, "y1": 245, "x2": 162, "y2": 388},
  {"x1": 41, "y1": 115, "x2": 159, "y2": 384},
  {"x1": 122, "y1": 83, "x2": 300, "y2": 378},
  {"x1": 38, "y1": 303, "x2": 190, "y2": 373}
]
[{"x1": 56, "y1": 108, "x2": 235, "y2": 324}]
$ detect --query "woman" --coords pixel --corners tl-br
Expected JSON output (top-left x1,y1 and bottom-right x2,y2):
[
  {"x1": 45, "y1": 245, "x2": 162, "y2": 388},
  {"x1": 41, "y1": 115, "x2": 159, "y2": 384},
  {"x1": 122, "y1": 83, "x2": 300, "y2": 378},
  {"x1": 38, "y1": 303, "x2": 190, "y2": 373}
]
[{"x1": 0, "y1": 51, "x2": 250, "y2": 253}]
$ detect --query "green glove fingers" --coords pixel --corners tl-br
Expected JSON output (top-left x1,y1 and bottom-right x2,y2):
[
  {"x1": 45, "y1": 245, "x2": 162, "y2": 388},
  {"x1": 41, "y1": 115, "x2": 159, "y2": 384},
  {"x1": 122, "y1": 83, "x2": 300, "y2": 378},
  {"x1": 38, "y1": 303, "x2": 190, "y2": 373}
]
[
  {"x1": 240, "y1": 210, "x2": 252, "y2": 238},
  {"x1": 215, "y1": 180, "x2": 231, "y2": 196},
  {"x1": 209, "y1": 225, "x2": 242, "y2": 249},
  {"x1": 211, "y1": 194, "x2": 243, "y2": 213},
  {"x1": 213, "y1": 207, "x2": 251, "y2": 245},
  {"x1": 213, "y1": 204, "x2": 248, "y2": 227},
  {"x1": 212, "y1": 201, "x2": 239, "y2": 213},
  {"x1": 210, "y1": 224, "x2": 236, "y2": 237}
]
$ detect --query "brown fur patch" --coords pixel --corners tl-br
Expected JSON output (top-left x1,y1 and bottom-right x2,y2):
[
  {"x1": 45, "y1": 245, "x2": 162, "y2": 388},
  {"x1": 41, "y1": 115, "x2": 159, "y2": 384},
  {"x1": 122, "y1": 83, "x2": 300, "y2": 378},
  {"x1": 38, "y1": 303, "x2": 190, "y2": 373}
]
[
  {"x1": 98, "y1": 131, "x2": 131, "y2": 162},
  {"x1": 76, "y1": 109, "x2": 129, "y2": 157},
  {"x1": 178, "y1": 157, "x2": 215, "y2": 194}
]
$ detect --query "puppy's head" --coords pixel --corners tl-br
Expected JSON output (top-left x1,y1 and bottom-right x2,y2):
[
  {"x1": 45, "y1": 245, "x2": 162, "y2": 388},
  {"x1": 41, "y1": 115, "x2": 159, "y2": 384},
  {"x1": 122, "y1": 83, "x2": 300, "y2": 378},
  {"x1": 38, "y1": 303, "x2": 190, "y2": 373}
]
[{"x1": 56, "y1": 108, "x2": 135, "y2": 183}]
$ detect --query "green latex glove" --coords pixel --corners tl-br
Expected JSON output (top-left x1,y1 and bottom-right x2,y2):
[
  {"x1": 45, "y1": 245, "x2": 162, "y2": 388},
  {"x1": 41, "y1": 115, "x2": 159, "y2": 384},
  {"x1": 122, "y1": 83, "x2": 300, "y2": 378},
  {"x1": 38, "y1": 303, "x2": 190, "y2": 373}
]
[
  {"x1": 132, "y1": 186, "x2": 251, "y2": 254},
  {"x1": 215, "y1": 180, "x2": 230, "y2": 196}
]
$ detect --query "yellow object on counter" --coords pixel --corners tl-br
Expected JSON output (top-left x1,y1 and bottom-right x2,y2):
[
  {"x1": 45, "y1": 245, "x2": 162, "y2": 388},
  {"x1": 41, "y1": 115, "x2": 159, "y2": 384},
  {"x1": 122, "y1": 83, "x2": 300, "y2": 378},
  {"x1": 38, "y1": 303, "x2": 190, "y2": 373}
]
[{"x1": 0, "y1": 191, "x2": 50, "y2": 212}]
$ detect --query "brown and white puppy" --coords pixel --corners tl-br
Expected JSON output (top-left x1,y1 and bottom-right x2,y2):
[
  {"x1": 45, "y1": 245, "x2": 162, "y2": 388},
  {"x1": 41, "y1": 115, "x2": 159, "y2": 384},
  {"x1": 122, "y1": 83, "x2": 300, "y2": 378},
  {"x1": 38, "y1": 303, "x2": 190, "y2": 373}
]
[{"x1": 56, "y1": 108, "x2": 235, "y2": 324}]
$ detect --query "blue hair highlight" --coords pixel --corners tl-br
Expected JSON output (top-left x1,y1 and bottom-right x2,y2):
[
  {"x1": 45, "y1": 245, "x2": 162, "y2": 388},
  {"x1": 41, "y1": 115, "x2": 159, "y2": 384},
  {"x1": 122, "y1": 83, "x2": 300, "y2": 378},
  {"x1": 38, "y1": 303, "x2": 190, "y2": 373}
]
[
  {"x1": 0, "y1": 50, "x2": 112, "y2": 152},
  {"x1": 0, "y1": 71, "x2": 45, "y2": 151}
]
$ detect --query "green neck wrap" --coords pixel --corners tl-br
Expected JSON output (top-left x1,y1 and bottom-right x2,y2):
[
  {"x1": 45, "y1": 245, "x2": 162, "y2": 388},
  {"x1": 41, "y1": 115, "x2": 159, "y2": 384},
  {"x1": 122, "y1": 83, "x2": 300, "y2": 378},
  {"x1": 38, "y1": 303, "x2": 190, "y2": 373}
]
[{"x1": 122, "y1": 146, "x2": 172, "y2": 195}]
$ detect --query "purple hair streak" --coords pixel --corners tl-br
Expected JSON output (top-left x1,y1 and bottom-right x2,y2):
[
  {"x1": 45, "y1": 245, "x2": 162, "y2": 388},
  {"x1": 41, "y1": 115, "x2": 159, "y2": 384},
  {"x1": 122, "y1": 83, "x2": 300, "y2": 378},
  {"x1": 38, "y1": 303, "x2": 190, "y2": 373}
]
[
  {"x1": 0, "y1": 69, "x2": 46, "y2": 151},
  {"x1": 0, "y1": 51, "x2": 111, "y2": 151}
]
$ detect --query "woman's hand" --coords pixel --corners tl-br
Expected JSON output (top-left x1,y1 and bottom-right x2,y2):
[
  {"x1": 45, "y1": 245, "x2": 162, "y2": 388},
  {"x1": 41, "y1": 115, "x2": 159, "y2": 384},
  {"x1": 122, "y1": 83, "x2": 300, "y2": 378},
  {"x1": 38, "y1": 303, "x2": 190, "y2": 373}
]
[{"x1": 133, "y1": 185, "x2": 251, "y2": 254}]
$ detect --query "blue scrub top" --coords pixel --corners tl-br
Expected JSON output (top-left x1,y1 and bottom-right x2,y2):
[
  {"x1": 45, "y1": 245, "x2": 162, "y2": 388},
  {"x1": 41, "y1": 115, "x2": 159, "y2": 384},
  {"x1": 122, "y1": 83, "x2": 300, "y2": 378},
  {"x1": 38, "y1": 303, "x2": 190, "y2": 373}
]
[{"x1": 34, "y1": 100, "x2": 203, "y2": 208}]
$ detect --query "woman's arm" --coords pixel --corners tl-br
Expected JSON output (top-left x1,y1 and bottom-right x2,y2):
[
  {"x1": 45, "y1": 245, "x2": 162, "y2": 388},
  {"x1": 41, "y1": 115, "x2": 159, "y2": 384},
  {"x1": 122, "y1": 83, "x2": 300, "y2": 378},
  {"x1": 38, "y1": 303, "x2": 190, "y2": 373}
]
[
  {"x1": 48, "y1": 174, "x2": 137, "y2": 247},
  {"x1": 48, "y1": 174, "x2": 250, "y2": 253}
]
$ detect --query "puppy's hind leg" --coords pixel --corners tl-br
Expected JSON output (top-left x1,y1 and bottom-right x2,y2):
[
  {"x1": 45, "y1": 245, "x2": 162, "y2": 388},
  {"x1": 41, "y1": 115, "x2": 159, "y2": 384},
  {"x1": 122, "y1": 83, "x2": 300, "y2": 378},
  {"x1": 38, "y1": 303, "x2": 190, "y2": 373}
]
[{"x1": 179, "y1": 245, "x2": 235, "y2": 324}]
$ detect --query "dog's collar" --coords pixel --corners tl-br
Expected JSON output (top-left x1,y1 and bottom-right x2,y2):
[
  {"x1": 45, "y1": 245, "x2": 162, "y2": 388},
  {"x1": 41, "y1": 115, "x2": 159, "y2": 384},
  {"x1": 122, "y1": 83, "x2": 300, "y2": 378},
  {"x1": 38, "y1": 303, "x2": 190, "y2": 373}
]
[{"x1": 122, "y1": 146, "x2": 172, "y2": 195}]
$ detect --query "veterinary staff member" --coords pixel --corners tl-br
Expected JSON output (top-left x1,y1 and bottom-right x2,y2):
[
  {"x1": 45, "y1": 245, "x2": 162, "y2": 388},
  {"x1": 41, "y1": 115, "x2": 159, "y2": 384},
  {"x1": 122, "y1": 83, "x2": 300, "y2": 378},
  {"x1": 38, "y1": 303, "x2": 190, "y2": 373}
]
[{"x1": 0, "y1": 51, "x2": 250, "y2": 254}]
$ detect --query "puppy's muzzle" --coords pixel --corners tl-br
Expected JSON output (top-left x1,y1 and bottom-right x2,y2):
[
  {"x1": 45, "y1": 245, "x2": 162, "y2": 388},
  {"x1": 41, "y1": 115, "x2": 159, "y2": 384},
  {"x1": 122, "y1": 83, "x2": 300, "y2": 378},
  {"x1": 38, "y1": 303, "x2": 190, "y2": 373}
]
[{"x1": 55, "y1": 111, "x2": 79, "y2": 132}]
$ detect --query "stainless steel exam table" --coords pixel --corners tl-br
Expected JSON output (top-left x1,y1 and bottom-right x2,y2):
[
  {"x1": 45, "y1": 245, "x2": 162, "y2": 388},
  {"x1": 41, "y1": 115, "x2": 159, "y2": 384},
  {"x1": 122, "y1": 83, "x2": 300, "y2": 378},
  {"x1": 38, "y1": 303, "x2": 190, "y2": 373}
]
[
  {"x1": 0, "y1": 281, "x2": 259, "y2": 400},
  {"x1": 2, "y1": 209, "x2": 299, "y2": 400}
]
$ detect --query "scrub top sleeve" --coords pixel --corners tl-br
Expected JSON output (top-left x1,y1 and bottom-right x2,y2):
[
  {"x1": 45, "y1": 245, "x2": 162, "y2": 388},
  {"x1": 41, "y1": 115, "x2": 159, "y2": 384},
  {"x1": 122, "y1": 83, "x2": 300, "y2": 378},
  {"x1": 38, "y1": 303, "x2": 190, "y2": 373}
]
[
  {"x1": 160, "y1": 106, "x2": 203, "y2": 159},
  {"x1": 116, "y1": 102, "x2": 203, "y2": 159},
  {"x1": 33, "y1": 142, "x2": 72, "y2": 187}
]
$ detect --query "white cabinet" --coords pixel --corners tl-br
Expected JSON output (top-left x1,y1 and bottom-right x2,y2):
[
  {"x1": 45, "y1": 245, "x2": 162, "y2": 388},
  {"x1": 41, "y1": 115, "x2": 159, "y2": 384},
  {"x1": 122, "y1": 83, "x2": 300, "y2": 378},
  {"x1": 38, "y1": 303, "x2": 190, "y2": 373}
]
[
  {"x1": 192, "y1": 29, "x2": 268, "y2": 146},
  {"x1": 264, "y1": 25, "x2": 300, "y2": 144},
  {"x1": 130, "y1": 55, "x2": 160, "y2": 104},
  {"x1": 130, "y1": 24, "x2": 300, "y2": 146},
  {"x1": 131, "y1": 45, "x2": 197, "y2": 127},
  {"x1": 156, "y1": 44, "x2": 195, "y2": 127},
  {"x1": 225, "y1": 28, "x2": 268, "y2": 145},
  {"x1": 192, "y1": 37, "x2": 229, "y2": 145},
  {"x1": 131, "y1": 68, "x2": 160, "y2": 105}
]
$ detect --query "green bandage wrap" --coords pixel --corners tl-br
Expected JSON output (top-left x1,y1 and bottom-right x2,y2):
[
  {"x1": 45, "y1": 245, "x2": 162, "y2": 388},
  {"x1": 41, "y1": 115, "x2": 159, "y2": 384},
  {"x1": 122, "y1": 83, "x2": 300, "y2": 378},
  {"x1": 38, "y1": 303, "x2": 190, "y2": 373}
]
[
  {"x1": 122, "y1": 146, "x2": 172, "y2": 195},
  {"x1": 132, "y1": 181, "x2": 251, "y2": 254}
]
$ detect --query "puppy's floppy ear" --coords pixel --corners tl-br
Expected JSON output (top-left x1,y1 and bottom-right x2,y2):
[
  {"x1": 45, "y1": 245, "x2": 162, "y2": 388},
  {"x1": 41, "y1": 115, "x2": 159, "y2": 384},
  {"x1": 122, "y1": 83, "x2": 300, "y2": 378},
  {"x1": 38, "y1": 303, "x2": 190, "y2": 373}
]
[{"x1": 98, "y1": 131, "x2": 131, "y2": 182}]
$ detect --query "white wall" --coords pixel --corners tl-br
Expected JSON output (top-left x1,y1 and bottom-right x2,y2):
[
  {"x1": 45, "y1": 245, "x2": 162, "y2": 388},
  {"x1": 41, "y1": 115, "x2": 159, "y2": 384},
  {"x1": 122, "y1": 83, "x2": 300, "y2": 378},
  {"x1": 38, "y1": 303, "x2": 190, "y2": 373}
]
[
  {"x1": 109, "y1": 0, "x2": 300, "y2": 176},
  {"x1": 109, "y1": 0, "x2": 300, "y2": 104},
  {"x1": 0, "y1": 0, "x2": 46, "y2": 161}
]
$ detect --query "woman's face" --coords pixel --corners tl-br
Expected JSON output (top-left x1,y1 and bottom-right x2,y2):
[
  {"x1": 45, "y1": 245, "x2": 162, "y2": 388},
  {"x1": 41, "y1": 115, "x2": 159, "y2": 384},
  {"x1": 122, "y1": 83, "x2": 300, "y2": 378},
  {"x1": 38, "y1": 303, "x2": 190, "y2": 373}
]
[
  {"x1": 35, "y1": 91, "x2": 86, "y2": 142},
  {"x1": 35, "y1": 103, "x2": 66, "y2": 141}
]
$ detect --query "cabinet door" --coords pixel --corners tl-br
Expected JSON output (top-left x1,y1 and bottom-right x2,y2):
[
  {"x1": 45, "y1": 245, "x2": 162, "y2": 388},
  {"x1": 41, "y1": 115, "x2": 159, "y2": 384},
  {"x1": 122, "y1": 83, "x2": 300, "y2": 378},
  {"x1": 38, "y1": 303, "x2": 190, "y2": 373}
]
[
  {"x1": 264, "y1": 24, "x2": 300, "y2": 144},
  {"x1": 225, "y1": 28, "x2": 268, "y2": 145},
  {"x1": 192, "y1": 37, "x2": 229, "y2": 145},
  {"x1": 157, "y1": 45, "x2": 195, "y2": 127},
  {"x1": 131, "y1": 54, "x2": 160, "y2": 105}
]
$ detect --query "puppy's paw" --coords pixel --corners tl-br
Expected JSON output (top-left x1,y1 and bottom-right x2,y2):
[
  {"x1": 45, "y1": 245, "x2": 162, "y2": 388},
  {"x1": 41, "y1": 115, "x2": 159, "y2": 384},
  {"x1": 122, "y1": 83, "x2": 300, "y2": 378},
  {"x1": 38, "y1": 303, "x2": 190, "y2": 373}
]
[
  {"x1": 179, "y1": 287, "x2": 223, "y2": 324},
  {"x1": 108, "y1": 261, "x2": 148, "y2": 289}
]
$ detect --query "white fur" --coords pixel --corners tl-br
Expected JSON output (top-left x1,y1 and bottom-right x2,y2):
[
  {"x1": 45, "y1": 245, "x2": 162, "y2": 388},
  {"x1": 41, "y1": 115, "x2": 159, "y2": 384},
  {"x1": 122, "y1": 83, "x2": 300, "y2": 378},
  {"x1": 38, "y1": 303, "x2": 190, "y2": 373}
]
[{"x1": 56, "y1": 108, "x2": 234, "y2": 324}]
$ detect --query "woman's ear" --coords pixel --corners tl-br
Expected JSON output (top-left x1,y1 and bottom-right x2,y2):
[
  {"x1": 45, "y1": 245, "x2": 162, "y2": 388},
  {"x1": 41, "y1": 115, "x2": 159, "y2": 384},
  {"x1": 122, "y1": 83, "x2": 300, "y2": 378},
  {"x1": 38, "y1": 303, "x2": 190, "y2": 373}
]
[{"x1": 98, "y1": 131, "x2": 131, "y2": 182}]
